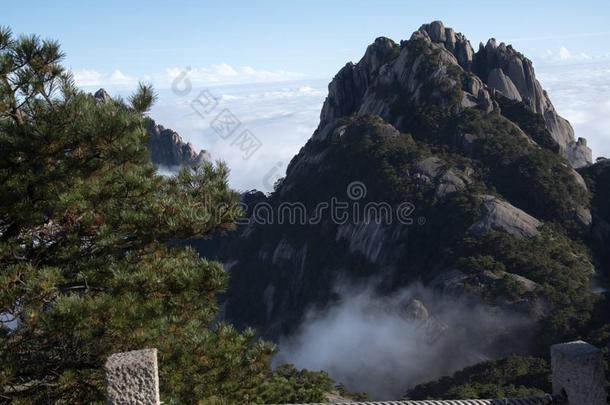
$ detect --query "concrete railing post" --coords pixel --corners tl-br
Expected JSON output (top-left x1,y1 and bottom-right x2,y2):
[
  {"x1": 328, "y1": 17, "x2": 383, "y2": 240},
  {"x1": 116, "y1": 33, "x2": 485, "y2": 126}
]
[
  {"x1": 105, "y1": 348, "x2": 160, "y2": 405},
  {"x1": 551, "y1": 340, "x2": 606, "y2": 405}
]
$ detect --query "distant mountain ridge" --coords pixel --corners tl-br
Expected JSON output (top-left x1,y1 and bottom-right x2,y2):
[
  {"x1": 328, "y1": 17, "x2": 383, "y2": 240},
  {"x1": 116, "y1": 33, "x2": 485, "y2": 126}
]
[
  {"x1": 93, "y1": 88, "x2": 210, "y2": 167},
  {"x1": 145, "y1": 118, "x2": 210, "y2": 167}
]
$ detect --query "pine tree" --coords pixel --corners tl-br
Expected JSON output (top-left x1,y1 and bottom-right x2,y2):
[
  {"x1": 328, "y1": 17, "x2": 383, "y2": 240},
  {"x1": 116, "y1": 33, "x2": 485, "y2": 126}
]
[{"x1": 0, "y1": 27, "x2": 331, "y2": 404}]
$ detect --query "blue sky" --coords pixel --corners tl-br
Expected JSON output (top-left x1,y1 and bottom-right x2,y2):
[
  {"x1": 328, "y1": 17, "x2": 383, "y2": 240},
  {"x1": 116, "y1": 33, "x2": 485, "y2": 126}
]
[
  {"x1": 5, "y1": 0, "x2": 610, "y2": 81},
  {"x1": 5, "y1": 1, "x2": 610, "y2": 190}
]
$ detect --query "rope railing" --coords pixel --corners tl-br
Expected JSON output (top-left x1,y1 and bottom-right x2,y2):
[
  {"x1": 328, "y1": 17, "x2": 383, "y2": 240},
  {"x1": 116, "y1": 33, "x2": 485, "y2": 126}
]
[{"x1": 279, "y1": 394, "x2": 561, "y2": 405}]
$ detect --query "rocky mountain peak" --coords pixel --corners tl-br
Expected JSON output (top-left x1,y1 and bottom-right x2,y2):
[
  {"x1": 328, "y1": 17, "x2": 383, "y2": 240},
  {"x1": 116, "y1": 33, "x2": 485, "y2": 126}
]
[
  {"x1": 320, "y1": 21, "x2": 495, "y2": 132},
  {"x1": 319, "y1": 21, "x2": 592, "y2": 168},
  {"x1": 417, "y1": 20, "x2": 474, "y2": 70}
]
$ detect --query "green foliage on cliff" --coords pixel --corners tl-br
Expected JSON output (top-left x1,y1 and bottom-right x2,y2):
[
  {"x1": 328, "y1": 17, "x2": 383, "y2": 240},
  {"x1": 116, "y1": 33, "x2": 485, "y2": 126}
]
[
  {"x1": 495, "y1": 96, "x2": 559, "y2": 153},
  {"x1": 456, "y1": 227, "x2": 596, "y2": 348},
  {"x1": 450, "y1": 109, "x2": 589, "y2": 228},
  {"x1": 404, "y1": 356, "x2": 550, "y2": 400},
  {"x1": 254, "y1": 365, "x2": 333, "y2": 404},
  {"x1": 0, "y1": 27, "x2": 330, "y2": 404}
]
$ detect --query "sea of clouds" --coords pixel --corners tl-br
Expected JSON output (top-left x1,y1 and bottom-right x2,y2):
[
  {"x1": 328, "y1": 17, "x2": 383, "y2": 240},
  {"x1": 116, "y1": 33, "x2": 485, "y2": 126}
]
[
  {"x1": 537, "y1": 61, "x2": 610, "y2": 161},
  {"x1": 149, "y1": 79, "x2": 328, "y2": 192}
]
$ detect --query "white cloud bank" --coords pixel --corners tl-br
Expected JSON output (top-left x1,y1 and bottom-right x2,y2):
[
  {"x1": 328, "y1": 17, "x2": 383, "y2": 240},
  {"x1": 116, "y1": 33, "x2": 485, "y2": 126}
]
[
  {"x1": 72, "y1": 63, "x2": 304, "y2": 89},
  {"x1": 73, "y1": 68, "x2": 138, "y2": 87},
  {"x1": 165, "y1": 64, "x2": 304, "y2": 85},
  {"x1": 540, "y1": 46, "x2": 592, "y2": 63},
  {"x1": 536, "y1": 60, "x2": 610, "y2": 160},
  {"x1": 537, "y1": 45, "x2": 610, "y2": 65},
  {"x1": 146, "y1": 80, "x2": 327, "y2": 192}
]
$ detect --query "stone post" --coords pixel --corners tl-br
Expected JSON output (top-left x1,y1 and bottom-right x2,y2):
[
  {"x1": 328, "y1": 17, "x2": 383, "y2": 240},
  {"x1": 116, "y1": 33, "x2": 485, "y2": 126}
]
[
  {"x1": 105, "y1": 348, "x2": 160, "y2": 405},
  {"x1": 551, "y1": 340, "x2": 606, "y2": 405}
]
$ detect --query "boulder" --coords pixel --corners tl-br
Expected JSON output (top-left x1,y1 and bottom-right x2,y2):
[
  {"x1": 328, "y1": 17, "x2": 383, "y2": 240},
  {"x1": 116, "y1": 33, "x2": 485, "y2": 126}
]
[
  {"x1": 105, "y1": 349, "x2": 160, "y2": 405},
  {"x1": 576, "y1": 206, "x2": 593, "y2": 227},
  {"x1": 423, "y1": 20, "x2": 446, "y2": 43},
  {"x1": 414, "y1": 156, "x2": 444, "y2": 179},
  {"x1": 566, "y1": 137, "x2": 593, "y2": 169},
  {"x1": 505, "y1": 273, "x2": 539, "y2": 293},
  {"x1": 413, "y1": 157, "x2": 471, "y2": 197},
  {"x1": 436, "y1": 170, "x2": 467, "y2": 197},
  {"x1": 404, "y1": 299, "x2": 429, "y2": 321},
  {"x1": 469, "y1": 195, "x2": 542, "y2": 238}
]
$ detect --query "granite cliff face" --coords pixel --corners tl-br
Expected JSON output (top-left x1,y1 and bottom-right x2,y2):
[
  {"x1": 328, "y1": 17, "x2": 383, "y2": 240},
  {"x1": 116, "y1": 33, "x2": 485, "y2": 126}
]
[
  {"x1": 195, "y1": 23, "x2": 598, "y2": 359},
  {"x1": 93, "y1": 89, "x2": 210, "y2": 168}
]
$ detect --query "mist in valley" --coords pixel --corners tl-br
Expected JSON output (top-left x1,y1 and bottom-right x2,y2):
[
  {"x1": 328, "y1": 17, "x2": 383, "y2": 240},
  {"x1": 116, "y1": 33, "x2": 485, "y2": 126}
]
[{"x1": 275, "y1": 282, "x2": 534, "y2": 399}]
